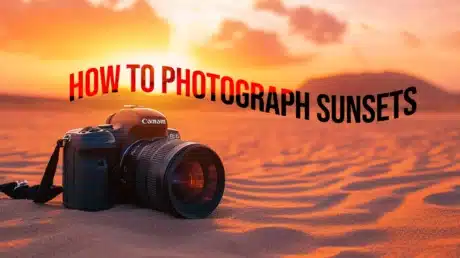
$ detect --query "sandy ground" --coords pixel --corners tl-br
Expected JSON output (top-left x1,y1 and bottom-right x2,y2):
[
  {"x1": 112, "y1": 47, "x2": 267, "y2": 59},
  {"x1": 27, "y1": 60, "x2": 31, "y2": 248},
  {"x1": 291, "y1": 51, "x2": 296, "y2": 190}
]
[{"x1": 0, "y1": 109, "x2": 459, "y2": 258}]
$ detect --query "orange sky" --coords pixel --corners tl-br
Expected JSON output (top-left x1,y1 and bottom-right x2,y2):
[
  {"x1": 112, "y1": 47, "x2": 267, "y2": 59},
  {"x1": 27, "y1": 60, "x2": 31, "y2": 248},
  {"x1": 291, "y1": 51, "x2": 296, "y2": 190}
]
[{"x1": 0, "y1": 0, "x2": 459, "y2": 98}]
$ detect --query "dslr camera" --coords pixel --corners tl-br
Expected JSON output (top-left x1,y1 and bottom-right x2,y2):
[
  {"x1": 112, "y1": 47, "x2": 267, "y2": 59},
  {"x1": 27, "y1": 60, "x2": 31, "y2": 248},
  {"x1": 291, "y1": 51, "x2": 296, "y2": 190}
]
[{"x1": 56, "y1": 106, "x2": 225, "y2": 219}]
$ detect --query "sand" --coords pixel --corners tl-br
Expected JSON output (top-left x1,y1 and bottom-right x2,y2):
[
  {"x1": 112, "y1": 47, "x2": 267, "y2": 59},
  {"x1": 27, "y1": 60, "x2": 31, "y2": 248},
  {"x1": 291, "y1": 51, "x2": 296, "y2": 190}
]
[{"x1": 1, "y1": 108, "x2": 460, "y2": 258}]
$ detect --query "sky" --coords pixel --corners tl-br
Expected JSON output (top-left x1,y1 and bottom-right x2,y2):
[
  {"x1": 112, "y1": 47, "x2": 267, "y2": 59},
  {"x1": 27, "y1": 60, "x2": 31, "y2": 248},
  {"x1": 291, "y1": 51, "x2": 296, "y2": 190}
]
[{"x1": 0, "y1": 0, "x2": 459, "y2": 97}]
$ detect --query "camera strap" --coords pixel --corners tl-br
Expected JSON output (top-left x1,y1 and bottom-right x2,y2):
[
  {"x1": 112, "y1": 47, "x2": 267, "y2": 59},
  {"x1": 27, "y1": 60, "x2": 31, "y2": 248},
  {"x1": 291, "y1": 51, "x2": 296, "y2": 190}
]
[
  {"x1": 33, "y1": 139, "x2": 65, "y2": 203},
  {"x1": 0, "y1": 139, "x2": 64, "y2": 203}
]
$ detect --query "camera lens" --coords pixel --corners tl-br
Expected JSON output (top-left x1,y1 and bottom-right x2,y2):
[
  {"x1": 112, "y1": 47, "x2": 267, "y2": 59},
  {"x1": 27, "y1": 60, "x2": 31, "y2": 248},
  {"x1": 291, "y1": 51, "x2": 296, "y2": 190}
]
[{"x1": 122, "y1": 138, "x2": 225, "y2": 219}]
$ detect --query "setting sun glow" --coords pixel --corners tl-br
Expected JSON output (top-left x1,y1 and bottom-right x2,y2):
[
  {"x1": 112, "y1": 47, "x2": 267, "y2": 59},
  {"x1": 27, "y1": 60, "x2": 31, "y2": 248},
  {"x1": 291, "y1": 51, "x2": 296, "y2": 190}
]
[{"x1": 0, "y1": 0, "x2": 459, "y2": 98}]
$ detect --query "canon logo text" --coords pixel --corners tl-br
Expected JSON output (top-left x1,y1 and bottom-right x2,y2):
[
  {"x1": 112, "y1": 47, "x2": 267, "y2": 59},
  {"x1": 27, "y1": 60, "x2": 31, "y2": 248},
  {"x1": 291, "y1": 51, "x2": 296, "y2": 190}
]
[{"x1": 141, "y1": 118, "x2": 166, "y2": 125}]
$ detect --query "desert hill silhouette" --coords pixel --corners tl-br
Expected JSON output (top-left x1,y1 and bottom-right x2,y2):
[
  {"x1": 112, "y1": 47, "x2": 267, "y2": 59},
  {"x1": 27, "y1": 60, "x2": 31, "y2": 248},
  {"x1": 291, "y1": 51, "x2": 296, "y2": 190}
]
[{"x1": 298, "y1": 71, "x2": 460, "y2": 112}]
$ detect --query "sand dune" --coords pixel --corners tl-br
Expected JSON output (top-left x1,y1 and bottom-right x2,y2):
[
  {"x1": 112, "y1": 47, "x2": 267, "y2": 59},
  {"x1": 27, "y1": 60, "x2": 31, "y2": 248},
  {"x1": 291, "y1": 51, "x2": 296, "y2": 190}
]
[
  {"x1": 1, "y1": 108, "x2": 460, "y2": 257},
  {"x1": 299, "y1": 71, "x2": 460, "y2": 112}
]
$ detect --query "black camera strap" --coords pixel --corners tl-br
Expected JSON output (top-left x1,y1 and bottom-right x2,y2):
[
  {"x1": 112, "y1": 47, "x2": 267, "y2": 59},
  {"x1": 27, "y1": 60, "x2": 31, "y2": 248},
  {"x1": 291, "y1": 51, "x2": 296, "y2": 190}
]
[
  {"x1": 33, "y1": 139, "x2": 65, "y2": 203},
  {"x1": 0, "y1": 139, "x2": 64, "y2": 203}
]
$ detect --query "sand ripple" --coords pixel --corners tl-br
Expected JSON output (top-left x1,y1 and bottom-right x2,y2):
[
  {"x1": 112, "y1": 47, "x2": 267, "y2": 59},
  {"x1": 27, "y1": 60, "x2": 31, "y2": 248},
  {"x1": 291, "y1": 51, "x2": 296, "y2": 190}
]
[{"x1": 0, "y1": 110, "x2": 459, "y2": 257}]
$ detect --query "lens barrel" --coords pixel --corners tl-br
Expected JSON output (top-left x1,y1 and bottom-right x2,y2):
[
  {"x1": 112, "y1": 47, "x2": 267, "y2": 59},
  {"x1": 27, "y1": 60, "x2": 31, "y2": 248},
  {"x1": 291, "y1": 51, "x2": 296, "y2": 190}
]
[{"x1": 122, "y1": 138, "x2": 225, "y2": 219}]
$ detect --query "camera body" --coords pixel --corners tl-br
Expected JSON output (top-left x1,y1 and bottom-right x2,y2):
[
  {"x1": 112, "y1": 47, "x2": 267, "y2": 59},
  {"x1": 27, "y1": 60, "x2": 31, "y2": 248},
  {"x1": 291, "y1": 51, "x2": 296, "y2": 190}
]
[{"x1": 61, "y1": 106, "x2": 181, "y2": 211}]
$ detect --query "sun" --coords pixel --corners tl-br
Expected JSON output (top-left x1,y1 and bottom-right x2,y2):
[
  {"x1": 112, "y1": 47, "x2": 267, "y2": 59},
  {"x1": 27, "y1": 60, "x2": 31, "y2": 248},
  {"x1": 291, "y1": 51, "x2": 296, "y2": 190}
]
[{"x1": 105, "y1": 50, "x2": 197, "y2": 94}]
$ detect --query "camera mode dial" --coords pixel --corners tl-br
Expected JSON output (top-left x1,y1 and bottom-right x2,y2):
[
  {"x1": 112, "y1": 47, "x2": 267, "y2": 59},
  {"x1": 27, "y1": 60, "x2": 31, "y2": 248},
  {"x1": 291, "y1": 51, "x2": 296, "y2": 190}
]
[
  {"x1": 80, "y1": 126, "x2": 103, "y2": 133},
  {"x1": 97, "y1": 124, "x2": 114, "y2": 130}
]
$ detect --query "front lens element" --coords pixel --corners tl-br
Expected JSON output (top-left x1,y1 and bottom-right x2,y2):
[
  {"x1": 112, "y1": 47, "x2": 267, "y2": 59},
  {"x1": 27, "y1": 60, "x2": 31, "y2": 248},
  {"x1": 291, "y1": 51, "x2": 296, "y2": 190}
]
[
  {"x1": 172, "y1": 161, "x2": 205, "y2": 202},
  {"x1": 123, "y1": 139, "x2": 225, "y2": 219}
]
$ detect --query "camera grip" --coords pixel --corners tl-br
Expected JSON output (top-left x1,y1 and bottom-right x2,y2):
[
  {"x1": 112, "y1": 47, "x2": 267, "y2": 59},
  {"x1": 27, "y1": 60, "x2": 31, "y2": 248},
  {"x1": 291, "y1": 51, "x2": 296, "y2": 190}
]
[{"x1": 62, "y1": 128, "x2": 118, "y2": 211}]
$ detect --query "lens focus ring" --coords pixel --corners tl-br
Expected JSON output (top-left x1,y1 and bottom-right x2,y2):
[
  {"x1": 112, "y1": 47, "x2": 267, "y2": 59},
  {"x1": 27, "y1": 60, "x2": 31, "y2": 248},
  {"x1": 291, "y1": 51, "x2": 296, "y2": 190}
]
[
  {"x1": 145, "y1": 139, "x2": 185, "y2": 212},
  {"x1": 134, "y1": 139, "x2": 165, "y2": 207}
]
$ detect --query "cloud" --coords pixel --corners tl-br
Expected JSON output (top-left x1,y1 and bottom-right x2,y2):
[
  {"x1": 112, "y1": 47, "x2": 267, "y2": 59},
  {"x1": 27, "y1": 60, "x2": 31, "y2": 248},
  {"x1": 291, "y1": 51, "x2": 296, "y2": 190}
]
[
  {"x1": 360, "y1": 23, "x2": 372, "y2": 31},
  {"x1": 442, "y1": 31, "x2": 460, "y2": 50},
  {"x1": 253, "y1": 0, "x2": 287, "y2": 15},
  {"x1": 0, "y1": 0, "x2": 170, "y2": 60},
  {"x1": 192, "y1": 19, "x2": 312, "y2": 68},
  {"x1": 288, "y1": 7, "x2": 347, "y2": 45},
  {"x1": 401, "y1": 31, "x2": 422, "y2": 48},
  {"x1": 254, "y1": 0, "x2": 347, "y2": 45}
]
